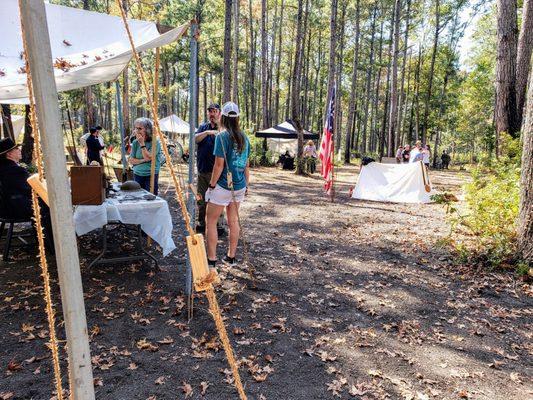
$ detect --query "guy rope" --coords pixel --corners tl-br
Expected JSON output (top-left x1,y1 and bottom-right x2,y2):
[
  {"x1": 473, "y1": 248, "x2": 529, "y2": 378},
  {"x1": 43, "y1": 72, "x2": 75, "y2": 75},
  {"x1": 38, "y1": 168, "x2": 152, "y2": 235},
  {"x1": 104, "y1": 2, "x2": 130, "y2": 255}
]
[
  {"x1": 18, "y1": 0, "x2": 64, "y2": 398},
  {"x1": 115, "y1": 2, "x2": 247, "y2": 398}
]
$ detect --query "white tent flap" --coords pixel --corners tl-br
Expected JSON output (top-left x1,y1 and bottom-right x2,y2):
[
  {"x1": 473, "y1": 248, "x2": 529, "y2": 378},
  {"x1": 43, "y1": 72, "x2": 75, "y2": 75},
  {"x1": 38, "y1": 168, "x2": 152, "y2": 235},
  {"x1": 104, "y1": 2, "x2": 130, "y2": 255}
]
[
  {"x1": 352, "y1": 161, "x2": 434, "y2": 204},
  {"x1": 159, "y1": 114, "x2": 190, "y2": 135},
  {"x1": 0, "y1": 114, "x2": 25, "y2": 140},
  {"x1": 0, "y1": 0, "x2": 188, "y2": 104}
]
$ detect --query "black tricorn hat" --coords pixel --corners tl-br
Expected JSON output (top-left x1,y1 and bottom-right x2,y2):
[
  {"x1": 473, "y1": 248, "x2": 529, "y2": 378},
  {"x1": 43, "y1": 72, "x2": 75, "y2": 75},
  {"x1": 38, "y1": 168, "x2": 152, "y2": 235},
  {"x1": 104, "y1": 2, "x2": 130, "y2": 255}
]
[{"x1": 0, "y1": 138, "x2": 18, "y2": 155}]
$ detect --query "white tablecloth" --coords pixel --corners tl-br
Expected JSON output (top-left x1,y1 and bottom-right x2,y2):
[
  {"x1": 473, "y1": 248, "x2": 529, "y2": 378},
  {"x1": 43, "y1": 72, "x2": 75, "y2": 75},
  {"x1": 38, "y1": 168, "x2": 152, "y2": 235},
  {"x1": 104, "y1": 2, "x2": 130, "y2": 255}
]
[{"x1": 73, "y1": 190, "x2": 176, "y2": 256}]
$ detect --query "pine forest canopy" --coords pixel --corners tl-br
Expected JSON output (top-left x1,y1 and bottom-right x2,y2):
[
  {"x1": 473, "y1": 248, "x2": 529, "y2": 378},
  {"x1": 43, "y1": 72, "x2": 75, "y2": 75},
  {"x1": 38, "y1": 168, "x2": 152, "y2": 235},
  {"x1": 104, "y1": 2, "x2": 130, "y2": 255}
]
[{"x1": 2, "y1": 0, "x2": 531, "y2": 168}]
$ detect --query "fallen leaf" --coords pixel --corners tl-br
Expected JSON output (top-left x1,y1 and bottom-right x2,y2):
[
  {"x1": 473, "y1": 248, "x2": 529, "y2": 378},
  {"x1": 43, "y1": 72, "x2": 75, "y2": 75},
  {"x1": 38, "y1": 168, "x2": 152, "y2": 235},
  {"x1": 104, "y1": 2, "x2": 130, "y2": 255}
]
[
  {"x1": 510, "y1": 372, "x2": 522, "y2": 384},
  {"x1": 200, "y1": 381, "x2": 209, "y2": 395},
  {"x1": 181, "y1": 382, "x2": 193, "y2": 398},
  {"x1": 7, "y1": 359, "x2": 22, "y2": 372}
]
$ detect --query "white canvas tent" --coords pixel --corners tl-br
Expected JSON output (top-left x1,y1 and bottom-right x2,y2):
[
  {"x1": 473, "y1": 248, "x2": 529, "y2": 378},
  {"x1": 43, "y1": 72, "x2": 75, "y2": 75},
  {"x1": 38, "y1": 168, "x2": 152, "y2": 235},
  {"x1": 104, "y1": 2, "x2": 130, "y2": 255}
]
[
  {"x1": 159, "y1": 114, "x2": 190, "y2": 135},
  {"x1": 0, "y1": 115, "x2": 25, "y2": 140},
  {"x1": 0, "y1": 0, "x2": 188, "y2": 104},
  {"x1": 352, "y1": 161, "x2": 434, "y2": 203}
]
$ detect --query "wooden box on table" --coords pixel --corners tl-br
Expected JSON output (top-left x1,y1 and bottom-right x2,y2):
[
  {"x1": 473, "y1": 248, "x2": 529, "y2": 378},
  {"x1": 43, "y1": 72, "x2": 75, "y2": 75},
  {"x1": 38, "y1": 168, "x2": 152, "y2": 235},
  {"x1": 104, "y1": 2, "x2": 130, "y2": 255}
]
[{"x1": 70, "y1": 166, "x2": 105, "y2": 205}]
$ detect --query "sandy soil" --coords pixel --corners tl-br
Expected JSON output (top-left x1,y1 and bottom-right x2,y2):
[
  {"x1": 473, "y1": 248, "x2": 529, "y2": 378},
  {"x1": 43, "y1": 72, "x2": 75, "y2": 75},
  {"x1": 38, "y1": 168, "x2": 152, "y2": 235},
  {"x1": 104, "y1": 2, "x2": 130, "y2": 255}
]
[{"x1": 0, "y1": 164, "x2": 531, "y2": 400}]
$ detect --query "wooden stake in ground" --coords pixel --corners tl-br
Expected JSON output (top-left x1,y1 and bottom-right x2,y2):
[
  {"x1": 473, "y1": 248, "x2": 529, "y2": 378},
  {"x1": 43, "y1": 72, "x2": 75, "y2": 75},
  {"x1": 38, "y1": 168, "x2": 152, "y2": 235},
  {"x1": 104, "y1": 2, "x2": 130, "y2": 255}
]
[{"x1": 19, "y1": 1, "x2": 95, "y2": 399}]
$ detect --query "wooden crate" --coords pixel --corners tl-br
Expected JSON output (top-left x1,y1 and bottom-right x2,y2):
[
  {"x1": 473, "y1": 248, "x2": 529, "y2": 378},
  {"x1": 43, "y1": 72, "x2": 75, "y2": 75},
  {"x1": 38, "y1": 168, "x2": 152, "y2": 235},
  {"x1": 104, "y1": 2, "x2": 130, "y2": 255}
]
[{"x1": 70, "y1": 166, "x2": 105, "y2": 205}]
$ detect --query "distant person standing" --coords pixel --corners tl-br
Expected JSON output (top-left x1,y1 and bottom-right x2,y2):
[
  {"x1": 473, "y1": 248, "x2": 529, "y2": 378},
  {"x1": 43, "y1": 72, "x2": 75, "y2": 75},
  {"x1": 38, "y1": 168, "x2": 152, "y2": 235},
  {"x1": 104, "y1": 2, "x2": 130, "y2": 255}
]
[
  {"x1": 422, "y1": 144, "x2": 431, "y2": 169},
  {"x1": 441, "y1": 150, "x2": 451, "y2": 169},
  {"x1": 395, "y1": 145, "x2": 404, "y2": 163},
  {"x1": 128, "y1": 118, "x2": 162, "y2": 194},
  {"x1": 195, "y1": 103, "x2": 225, "y2": 235},
  {"x1": 410, "y1": 141, "x2": 423, "y2": 163},
  {"x1": 303, "y1": 140, "x2": 318, "y2": 173},
  {"x1": 85, "y1": 126, "x2": 105, "y2": 165}
]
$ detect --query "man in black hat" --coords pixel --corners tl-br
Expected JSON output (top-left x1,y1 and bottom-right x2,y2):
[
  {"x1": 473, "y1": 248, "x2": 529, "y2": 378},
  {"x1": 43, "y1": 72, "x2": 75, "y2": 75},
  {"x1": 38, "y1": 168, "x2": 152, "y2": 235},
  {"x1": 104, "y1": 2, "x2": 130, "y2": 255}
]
[
  {"x1": 0, "y1": 138, "x2": 54, "y2": 250},
  {"x1": 86, "y1": 126, "x2": 105, "y2": 165},
  {"x1": 195, "y1": 103, "x2": 224, "y2": 234},
  {"x1": 0, "y1": 138, "x2": 32, "y2": 218}
]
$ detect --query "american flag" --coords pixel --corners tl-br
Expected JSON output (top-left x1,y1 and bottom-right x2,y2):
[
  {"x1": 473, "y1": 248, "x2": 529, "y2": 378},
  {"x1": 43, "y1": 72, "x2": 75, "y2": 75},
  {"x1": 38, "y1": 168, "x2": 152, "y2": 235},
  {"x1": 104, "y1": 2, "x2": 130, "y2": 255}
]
[{"x1": 319, "y1": 85, "x2": 336, "y2": 195}]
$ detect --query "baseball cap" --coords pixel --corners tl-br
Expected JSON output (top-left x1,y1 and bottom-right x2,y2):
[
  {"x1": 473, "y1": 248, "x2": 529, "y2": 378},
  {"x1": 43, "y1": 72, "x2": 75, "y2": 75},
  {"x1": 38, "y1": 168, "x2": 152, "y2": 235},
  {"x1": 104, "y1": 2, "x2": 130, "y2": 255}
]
[
  {"x1": 221, "y1": 102, "x2": 240, "y2": 118},
  {"x1": 207, "y1": 103, "x2": 220, "y2": 111}
]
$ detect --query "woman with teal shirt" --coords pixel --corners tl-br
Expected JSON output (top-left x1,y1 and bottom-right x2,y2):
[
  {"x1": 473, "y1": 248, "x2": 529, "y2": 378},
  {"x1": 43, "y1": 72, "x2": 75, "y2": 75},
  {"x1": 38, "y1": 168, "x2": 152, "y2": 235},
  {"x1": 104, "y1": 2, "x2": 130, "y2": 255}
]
[{"x1": 128, "y1": 117, "x2": 162, "y2": 194}]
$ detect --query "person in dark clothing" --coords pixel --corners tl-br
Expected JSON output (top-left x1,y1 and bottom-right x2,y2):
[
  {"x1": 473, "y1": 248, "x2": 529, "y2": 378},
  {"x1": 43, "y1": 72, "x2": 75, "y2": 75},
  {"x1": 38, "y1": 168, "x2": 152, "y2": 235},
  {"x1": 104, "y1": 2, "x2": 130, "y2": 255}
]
[
  {"x1": 281, "y1": 150, "x2": 295, "y2": 170},
  {"x1": 441, "y1": 150, "x2": 451, "y2": 169},
  {"x1": 401, "y1": 144, "x2": 411, "y2": 163},
  {"x1": 0, "y1": 138, "x2": 54, "y2": 251},
  {"x1": 86, "y1": 126, "x2": 105, "y2": 165},
  {"x1": 195, "y1": 103, "x2": 225, "y2": 234}
]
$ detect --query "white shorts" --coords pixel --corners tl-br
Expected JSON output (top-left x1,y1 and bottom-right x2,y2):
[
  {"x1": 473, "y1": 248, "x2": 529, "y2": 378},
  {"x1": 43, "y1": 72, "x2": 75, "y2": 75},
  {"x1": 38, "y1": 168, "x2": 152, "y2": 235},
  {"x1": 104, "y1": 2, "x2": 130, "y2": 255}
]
[{"x1": 206, "y1": 184, "x2": 246, "y2": 206}]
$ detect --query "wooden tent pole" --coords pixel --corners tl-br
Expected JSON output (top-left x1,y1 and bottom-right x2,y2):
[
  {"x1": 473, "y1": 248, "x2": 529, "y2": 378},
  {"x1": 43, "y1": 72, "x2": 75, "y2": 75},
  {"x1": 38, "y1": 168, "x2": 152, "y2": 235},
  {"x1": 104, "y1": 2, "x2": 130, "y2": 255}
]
[
  {"x1": 149, "y1": 47, "x2": 160, "y2": 195},
  {"x1": 20, "y1": 2, "x2": 95, "y2": 399},
  {"x1": 115, "y1": 80, "x2": 128, "y2": 181},
  {"x1": 147, "y1": 48, "x2": 160, "y2": 247},
  {"x1": 186, "y1": 20, "x2": 199, "y2": 316}
]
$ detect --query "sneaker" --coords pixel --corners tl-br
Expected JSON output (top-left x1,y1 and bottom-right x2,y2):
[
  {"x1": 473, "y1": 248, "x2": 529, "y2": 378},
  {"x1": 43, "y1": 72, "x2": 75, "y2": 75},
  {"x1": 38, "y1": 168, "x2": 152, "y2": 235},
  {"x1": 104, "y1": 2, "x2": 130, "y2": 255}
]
[
  {"x1": 196, "y1": 224, "x2": 206, "y2": 233},
  {"x1": 217, "y1": 227, "x2": 227, "y2": 237},
  {"x1": 221, "y1": 255, "x2": 237, "y2": 267},
  {"x1": 208, "y1": 259, "x2": 217, "y2": 268}
]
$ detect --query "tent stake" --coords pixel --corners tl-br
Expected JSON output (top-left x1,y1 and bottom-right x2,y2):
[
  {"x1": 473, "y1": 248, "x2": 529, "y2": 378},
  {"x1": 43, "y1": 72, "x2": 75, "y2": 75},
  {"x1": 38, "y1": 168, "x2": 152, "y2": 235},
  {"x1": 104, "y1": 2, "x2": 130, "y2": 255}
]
[{"x1": 20, "y1": 2, "x2": 95, "y2": 399}]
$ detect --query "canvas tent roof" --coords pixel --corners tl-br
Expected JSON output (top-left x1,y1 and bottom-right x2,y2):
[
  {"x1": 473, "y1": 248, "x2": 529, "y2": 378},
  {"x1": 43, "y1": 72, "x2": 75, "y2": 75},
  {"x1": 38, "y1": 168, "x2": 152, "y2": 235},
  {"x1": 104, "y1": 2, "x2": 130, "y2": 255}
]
[
  {"x1": 0, "y1": 0, "x2": 188, "y2": 104},
  {"x1": 255, "y1": 120, "x2": 319, "y2": 139},
  {"x1": 352, "y1": 161, "x2": 434, "y2": 204},
  {"x1": 159, "y1": 114, "x2": 190, "y2": 135}
]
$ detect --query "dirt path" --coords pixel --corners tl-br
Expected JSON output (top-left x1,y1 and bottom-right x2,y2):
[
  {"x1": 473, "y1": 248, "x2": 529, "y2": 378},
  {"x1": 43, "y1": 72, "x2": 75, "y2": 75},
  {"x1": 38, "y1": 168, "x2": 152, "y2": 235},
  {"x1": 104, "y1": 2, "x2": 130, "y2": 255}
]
[{"x1": 1, "y1": 165, "x2": 531, "y2": 400}]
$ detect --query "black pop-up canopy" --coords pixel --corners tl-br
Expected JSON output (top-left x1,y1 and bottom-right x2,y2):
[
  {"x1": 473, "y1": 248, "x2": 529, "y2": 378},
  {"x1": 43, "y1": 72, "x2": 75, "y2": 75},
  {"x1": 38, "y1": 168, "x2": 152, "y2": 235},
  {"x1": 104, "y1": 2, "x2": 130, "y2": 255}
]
[{"x1": 255, "y1": 120, "x2": 319, "y2": 139}]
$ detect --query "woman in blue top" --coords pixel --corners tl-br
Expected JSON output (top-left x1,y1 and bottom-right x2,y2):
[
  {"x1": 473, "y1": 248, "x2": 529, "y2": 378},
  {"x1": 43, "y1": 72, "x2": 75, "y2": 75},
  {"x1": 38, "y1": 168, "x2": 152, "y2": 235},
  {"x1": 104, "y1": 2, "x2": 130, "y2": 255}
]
[
  {"x1": 128, "y1": 117, "x2": 162, "y2": 194},
  {"x1": 205, "y1": 102, "x2": 250, "y2": 268}
]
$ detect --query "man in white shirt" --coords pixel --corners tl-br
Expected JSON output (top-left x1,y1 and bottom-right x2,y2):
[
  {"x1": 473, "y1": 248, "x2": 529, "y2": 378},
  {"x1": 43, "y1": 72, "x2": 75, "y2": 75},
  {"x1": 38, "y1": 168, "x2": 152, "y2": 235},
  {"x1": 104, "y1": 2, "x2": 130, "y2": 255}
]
[{"x1": 409, "y1": 141, "x2": 423, "y2": 163}]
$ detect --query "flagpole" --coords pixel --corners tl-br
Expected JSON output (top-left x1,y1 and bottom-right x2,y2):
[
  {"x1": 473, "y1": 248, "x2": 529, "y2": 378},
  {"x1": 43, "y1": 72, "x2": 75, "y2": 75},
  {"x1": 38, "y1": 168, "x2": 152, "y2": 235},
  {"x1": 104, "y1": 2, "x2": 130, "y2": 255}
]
[{"x1": 330, "y1": 133, "x2": 335, "y2": 203}]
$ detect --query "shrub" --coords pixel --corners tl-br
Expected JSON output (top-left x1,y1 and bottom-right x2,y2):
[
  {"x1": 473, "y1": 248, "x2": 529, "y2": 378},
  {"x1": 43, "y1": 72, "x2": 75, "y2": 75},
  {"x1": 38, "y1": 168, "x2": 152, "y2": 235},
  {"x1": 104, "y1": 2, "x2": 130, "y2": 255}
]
[
  {"x1": 436, "y1": 134, "x2": 522, "y2": 269},
  {"x1": 461, "y1": 163, "x2": 520, "y2": 266}
]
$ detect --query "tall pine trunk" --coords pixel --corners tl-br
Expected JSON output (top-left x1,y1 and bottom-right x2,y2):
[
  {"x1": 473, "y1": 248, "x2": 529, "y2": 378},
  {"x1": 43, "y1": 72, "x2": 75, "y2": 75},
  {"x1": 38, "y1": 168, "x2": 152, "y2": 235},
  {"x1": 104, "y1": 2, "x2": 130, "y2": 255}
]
[
  {"x1": 421, "y1": 0, "x2": 440, "y2": 144},
  {"x1": 515, "y1": 0, "x2": 533, "y2": 130},
  {"x1": 344, "y1": 0, "x2": 360, "y2": 163},
  {"x1": 223, "y1": 0, "x2": 233, "y2": 103},
  {"x1": 292, "y1": 0, "x2": 306, "y2": 174},
  {"x1": 396, "y1": 0, "x2": 411, "y2": 146},
  {"x1": 495, "y1": 0, "x2": 518, "y2": 150},
  {"x1": 518, "y1": 66, "x2": 533, "y2": 263},
  {"x1": 387, "y1": 0, "x2": 401, "y2": 157},
  {"x1": 232, "y1": 0, "x2": 240, "y2": 102},
  {"x1": 361, "y1": 5, "x2": 378, "y2": 153},
  {"x1": 261, "y1": 0, "x2": 269, "y2": 128}
]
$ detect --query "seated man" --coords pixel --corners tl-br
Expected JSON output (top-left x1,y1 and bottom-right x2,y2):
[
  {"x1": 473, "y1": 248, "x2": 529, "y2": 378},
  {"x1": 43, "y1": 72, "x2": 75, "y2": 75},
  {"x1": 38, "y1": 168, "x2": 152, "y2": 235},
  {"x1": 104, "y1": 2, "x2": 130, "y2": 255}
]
[
  {"x1": 280, "y1": 150, "x2": 295, "y2": 170},
  {"x1": 0, "y1": 138, "x2": 54, "y2": 251}
]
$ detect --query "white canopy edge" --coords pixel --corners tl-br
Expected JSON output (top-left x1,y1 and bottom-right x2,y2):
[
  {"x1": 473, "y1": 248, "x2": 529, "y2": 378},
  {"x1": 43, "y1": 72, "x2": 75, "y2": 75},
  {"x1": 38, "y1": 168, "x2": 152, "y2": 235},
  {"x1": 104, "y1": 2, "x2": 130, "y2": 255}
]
[
  {"x1": 159, "y1": 114, "x2": 190, "y2": 134},
  {"x1": 0, "y1": 0, "x2": 188, "y2": 104}
]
